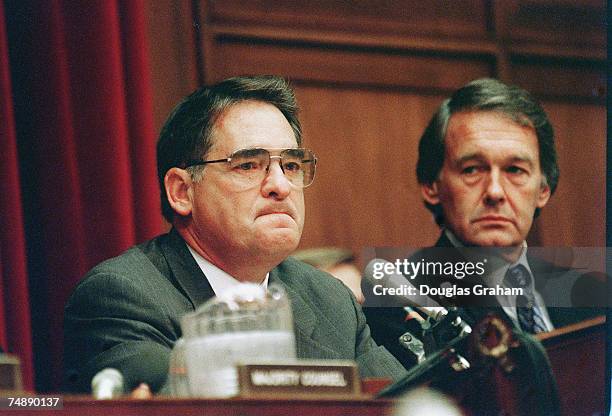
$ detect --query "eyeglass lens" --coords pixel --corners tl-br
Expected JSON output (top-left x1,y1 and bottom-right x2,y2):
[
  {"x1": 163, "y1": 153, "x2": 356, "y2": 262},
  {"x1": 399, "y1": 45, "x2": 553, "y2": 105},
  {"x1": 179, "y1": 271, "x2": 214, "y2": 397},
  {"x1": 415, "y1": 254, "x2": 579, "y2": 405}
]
[{"x1": 228, "y1": 148, "x2": 316, "y2": 188}]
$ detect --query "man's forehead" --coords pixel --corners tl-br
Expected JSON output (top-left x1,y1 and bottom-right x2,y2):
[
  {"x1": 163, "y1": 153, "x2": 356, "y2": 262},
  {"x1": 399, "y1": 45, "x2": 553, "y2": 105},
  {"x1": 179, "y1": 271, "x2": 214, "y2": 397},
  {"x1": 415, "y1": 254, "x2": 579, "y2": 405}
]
[
  {"x1": 208, "y1": 101, "x2": 297, "y2": 154},
  {"x1": 444, "y1": 111, "x2": 539, "y2": 157},
  {"x1": 214, "y1": 100, "x2": 289, "y2": 130},
  {"x1": 446, "y1": 110, "x2": 533, "y2": 135}
]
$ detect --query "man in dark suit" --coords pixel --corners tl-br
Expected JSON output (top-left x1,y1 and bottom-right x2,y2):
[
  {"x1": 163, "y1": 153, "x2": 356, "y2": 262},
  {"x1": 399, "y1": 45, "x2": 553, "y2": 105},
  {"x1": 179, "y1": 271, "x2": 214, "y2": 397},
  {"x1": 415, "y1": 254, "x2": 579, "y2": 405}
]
[
  {"x1": 364, "y1": 78, "x2": 602, "y2": 367},
  {"x1": 64, "y1": 76, "x2": 406, "y2": 393}
]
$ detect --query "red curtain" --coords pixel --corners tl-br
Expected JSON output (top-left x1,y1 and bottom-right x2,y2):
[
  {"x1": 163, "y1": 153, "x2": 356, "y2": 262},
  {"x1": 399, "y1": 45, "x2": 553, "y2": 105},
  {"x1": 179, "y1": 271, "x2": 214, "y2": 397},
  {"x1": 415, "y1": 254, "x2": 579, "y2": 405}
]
[
  {"x1": 3, "y1": 0, "x2": 164, "y2": 391},
  {"x1": 0, "y1": 0, "x2": 34, "y2": 390}
]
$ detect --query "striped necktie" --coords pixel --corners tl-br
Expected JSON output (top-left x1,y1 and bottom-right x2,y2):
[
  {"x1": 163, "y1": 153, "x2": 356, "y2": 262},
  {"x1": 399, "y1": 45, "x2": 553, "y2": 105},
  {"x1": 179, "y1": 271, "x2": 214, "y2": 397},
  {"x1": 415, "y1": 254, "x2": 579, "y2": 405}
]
[{"x1": 504, "y1": 264, "x2": 547, "y2": 334}]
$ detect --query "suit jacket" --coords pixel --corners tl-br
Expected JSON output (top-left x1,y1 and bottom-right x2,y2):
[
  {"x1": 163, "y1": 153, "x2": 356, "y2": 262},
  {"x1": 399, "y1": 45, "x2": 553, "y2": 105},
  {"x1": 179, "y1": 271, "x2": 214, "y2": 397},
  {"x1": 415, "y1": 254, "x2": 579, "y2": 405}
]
[
  {"x1": 363, "y1": 233, "x2": 602, "y2": 368},
  {"x1": 64, "y1": 230, "x2": 406, "y2": 393}
]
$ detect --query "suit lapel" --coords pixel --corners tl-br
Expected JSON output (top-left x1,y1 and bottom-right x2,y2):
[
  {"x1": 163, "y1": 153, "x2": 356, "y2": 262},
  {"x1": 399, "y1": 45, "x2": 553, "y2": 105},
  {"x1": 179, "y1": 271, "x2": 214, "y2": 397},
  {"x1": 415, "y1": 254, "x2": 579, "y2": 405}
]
[
  {"x1": 435, "y1": 232, "x2": 454, "y2": 248},
  {"x1": 160, "y1": 229, "x2": 216, "y2": 308}
]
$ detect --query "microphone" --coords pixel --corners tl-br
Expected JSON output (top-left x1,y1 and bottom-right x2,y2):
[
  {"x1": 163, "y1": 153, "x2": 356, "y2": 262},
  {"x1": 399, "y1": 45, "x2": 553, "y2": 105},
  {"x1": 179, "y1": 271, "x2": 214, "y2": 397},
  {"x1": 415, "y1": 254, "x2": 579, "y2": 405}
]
[{"x1": 91, "y1": 368, "x2": 124, "y2": 399}]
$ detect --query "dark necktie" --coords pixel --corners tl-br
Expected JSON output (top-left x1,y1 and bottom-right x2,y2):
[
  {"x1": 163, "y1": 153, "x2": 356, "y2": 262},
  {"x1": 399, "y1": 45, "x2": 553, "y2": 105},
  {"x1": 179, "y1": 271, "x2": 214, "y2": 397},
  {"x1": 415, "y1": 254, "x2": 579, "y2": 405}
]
[{"x1": 504, "y1": 264, "x2": 547, "y2": 334}]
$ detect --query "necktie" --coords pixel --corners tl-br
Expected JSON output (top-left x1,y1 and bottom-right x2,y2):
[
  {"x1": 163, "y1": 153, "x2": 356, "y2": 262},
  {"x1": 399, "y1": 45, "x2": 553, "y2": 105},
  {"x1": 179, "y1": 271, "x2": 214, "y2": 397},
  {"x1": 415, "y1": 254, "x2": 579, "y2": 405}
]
[{"x1": 504, "y1": 264, "x2": 547, "y2": 334}]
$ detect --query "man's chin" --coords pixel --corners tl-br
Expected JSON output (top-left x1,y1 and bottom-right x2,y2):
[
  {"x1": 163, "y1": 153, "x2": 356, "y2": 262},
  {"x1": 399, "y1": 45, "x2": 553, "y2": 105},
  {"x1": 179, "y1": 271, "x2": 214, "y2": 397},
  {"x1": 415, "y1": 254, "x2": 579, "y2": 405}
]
[
  {"x1": 461, "y1": 231, "x2": 522, "y2": 248},
  {"x1": 256, "y1": 229, "x2": 301, "y2": 253}
]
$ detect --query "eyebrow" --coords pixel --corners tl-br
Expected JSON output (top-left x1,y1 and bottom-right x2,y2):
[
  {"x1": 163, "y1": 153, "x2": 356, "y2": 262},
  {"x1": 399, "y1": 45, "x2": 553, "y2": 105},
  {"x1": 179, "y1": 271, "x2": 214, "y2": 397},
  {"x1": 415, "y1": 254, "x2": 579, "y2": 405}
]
[
  {"x1": 454, "y1": 153, "x2": 536, "y2": 168},
  {"x1": 235, "y1": 148, "x2": 267, "y2": 157},
  {"x1": 454, "y1": 153, "x2": 484, "y2": 166}
]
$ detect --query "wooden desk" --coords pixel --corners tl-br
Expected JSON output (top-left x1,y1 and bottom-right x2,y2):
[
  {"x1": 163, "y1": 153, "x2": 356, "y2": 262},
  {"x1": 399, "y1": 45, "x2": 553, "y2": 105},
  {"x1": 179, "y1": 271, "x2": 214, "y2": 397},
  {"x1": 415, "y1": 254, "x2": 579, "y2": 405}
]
[
  {"x1": 537, "y1": 315, "x2": 607, "y2": 416},
  {"x1": 3, "y1": 317, "x2": 606, "y2": 416},
  {"x1": 3, "y1": 396, "x2": 395, "y2": 416}
]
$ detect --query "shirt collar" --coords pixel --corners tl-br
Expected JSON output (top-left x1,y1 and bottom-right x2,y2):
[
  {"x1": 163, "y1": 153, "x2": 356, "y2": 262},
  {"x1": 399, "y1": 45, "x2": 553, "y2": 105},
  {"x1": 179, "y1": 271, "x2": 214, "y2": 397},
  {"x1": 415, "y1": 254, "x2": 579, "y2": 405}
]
[{"x1": 186, "y1": 245, "x2": 269, "y2": 296}]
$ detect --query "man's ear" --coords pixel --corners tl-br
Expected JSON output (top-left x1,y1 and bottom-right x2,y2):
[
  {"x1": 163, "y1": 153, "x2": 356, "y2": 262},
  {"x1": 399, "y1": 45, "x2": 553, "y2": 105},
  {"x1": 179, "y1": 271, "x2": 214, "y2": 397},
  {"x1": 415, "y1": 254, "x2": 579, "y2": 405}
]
[
  {"x1": 536, "y1": 182, "x2": 551, "y2": 208},
  {"x1": 421, "y1": 181, "x2": 441, "y2": 205},
  {"x1": 164, "y1": 167, "x2": 193, "y2": 217}
]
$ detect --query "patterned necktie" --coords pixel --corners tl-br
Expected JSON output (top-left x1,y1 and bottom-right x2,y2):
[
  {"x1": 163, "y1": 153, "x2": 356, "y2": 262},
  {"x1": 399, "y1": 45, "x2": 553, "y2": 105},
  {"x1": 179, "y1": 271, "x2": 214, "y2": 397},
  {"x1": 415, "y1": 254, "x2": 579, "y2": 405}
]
[{"x1": 504, "y1": 264, "x2": 547, "y2": 334}]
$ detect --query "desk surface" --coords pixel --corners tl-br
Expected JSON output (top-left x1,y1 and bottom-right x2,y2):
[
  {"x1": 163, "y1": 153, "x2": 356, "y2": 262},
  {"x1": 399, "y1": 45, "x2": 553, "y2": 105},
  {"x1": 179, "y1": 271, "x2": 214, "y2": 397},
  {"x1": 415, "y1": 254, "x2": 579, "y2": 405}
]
[{"x1": 3, "y1": 396, "x2": 395, "y2": 416}]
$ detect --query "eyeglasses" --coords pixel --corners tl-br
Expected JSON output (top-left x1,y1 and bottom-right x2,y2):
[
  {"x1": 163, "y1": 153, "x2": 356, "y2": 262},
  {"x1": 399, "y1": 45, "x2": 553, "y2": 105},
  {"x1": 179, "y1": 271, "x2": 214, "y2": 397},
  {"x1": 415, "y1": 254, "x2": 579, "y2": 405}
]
[{"x1": 183, "y1": 148, "x2": 317, "y2": 188}]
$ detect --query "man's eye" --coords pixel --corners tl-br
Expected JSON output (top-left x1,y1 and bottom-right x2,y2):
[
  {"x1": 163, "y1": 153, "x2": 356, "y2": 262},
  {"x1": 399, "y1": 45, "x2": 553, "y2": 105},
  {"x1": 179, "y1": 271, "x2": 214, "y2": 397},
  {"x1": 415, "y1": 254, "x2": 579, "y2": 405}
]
[
  {"x1": 236, "y1": 161, "x2": 259, "y2": 171},
  {"x1": 507, "y1": 166, "x2": 527, "y2": 175},
  {"x1": 283, "y1": 161, "x2": 302, "y2": 172},
  {"x1": 461, "y1": 166, "x2": 480, "y2": 175}
]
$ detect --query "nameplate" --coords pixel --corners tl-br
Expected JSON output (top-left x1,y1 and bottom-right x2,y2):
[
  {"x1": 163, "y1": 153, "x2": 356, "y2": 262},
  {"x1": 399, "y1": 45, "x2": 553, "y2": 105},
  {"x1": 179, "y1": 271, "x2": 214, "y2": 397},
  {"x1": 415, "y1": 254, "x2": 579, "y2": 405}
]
[{"x1": 237, "y1": 360, "x2": 360, "y2": 398}]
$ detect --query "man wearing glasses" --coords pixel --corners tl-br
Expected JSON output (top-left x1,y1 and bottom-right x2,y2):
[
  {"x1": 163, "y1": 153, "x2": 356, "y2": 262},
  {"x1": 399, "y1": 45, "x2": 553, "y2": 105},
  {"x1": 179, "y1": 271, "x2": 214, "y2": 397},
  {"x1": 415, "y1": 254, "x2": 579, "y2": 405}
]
[{"x1": 64, "y1": 76, "x2": 406, "y2": 393}]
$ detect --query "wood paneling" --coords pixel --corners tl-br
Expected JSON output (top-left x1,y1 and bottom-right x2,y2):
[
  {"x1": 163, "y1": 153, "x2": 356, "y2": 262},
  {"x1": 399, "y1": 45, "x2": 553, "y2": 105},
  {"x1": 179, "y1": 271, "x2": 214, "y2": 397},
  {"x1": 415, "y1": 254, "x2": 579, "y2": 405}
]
[
  {"x1": 296, "y1": 85, "x2": 445, "y2": 254},
  {"x1": 205, "y1": 36, "x2": 494, "y2": 91},
  {"x1": 510, "y1": 56, "x2": 606, "y2": 103},
  {"x1": 538, "y1": 317, "x2": 606, "y2": 416},
  {"x1": 207, "y1": 0, "x2": 490, "y2": 39},
  {"x1": 496, "y1": 0, "x2": 605, "y2": 48},
  {"x1": 531, "y1": 102, "x2": 606, "y2": 247}
]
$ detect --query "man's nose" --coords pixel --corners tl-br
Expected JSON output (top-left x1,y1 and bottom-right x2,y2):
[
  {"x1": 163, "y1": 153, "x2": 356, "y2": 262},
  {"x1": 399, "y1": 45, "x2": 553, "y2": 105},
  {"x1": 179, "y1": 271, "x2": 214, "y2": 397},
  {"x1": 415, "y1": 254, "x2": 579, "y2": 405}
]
[
  {"x1": 483, "y1": 170, "x2": 505, "y2": 206},
  {"x1": 260, "y1": 158, "x2": 292, "y2": 200}
]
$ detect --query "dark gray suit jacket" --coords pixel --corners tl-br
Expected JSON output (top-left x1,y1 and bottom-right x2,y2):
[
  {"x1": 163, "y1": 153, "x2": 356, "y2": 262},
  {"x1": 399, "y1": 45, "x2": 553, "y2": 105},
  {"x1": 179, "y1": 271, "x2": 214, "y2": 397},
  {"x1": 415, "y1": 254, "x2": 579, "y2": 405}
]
[{"x1": 64, "y1": 230, "x2": 406, "y2": 392}]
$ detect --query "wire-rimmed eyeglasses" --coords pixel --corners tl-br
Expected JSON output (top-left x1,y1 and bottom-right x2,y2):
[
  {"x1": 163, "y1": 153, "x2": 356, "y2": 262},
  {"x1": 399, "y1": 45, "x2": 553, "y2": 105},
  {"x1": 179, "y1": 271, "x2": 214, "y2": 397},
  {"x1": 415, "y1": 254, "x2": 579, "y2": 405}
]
[{"x1": 182, "y1": 148, "x2": 317, "y2": 188}]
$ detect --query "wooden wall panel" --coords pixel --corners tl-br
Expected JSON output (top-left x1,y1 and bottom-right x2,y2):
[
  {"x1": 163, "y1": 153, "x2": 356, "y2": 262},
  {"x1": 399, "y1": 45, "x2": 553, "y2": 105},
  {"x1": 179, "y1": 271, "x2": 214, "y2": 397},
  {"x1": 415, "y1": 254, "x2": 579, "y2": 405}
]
[
  {"x1": 205, "y1": 37, "x2": 494, "y2": 91},
  {"x1": 496, "y1": 0, "x2": 605, "y2": 48},
  {"x1": 531, "y1": 102, "x2": 606, "y2": 247},
  {"x1": 207, "y1": 0, "x2": 489, "y2": 39},
  {"x1": 510, "y1": 56, "x2": 606, "y2": 103},
  {"x1": 295, "y1": 85, "x2": 445, "y2": 254}
]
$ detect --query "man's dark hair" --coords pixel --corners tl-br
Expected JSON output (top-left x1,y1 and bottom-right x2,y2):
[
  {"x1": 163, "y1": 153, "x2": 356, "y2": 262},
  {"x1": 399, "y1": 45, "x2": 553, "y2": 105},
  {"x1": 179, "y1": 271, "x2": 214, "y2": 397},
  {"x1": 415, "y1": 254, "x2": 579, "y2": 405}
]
[
  {"x1": 416, "y1": 78, "x2": 558, "y2": 225},
  {"x1": 157, "y1": 75, "x2": 302, "y2": 222}
]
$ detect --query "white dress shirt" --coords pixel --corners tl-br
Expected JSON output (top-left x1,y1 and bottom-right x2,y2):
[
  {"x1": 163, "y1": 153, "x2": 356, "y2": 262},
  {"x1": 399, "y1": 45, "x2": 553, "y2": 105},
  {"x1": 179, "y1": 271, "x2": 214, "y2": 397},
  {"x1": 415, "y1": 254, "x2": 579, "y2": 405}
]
[{"x1": 187, "y1": 245, "x2": 269, "y2": 297}]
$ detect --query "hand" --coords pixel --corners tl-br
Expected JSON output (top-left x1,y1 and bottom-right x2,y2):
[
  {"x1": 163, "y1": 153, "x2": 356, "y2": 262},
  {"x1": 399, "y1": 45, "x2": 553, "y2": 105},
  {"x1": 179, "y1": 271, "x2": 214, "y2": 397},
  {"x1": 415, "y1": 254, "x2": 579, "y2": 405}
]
[{"x1": 130, "y1": 383, "x2": 152, "y2": 399}]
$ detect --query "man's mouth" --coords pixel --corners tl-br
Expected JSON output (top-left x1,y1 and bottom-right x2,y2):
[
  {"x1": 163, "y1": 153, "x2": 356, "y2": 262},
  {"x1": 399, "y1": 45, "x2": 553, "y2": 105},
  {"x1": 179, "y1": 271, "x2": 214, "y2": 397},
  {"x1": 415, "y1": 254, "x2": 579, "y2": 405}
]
[
  {"x1": 473, "y1": 215, "x2": 512, "y2": 224},
  {"x1": 257, "y1": 207, "x2": 295, "y2": 221}
]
